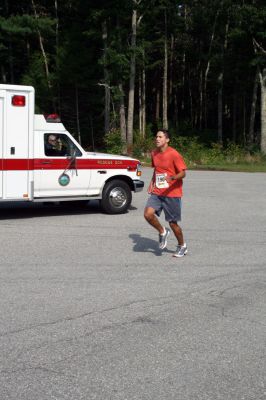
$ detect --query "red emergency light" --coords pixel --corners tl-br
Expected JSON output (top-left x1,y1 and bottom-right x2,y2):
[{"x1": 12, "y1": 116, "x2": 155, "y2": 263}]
[
  {"x1": 45, "y1": 113, "x2": 61, "y2": 123},
  {"x1": 12, "y1": 95, "x2": 26, "y2": 107}
]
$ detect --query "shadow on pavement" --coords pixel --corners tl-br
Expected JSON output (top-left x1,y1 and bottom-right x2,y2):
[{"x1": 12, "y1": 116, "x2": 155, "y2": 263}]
[
  {"x1": 129, "y1": 233, "x2": 173, "y2": 256},
  {"x1": 0, "y1": 200, "x2": 102, "y2": 220}
]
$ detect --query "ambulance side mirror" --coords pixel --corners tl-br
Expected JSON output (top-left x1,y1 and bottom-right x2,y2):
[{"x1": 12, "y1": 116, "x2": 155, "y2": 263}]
[
  {"x1": 68, "y1": 145, "x2": 77, "y2": 159},
  {"x1": 67, "y1": 146, "x2": 78, "y2": 174}
]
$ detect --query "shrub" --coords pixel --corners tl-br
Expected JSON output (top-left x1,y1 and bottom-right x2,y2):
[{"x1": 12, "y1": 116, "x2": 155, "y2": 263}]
[
  {"x1": 202, "y1": 143, "x2": 224, "y2": 165},
  {"x1": 224, "y1": 142, "x2": 246, "y2": 163},
  {"x1": 132, "y1": 130, "x2": 155, "y2": 159},
  {"x1": 171, "y1": 136, "x2": 205, "y2": 167},
  {"x1": 103, "y1": 129, "x2": 125, "y2": 155}
]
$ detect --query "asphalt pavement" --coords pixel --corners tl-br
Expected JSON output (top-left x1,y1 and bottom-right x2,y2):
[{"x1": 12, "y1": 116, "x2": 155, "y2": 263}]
[{"x1": 0, "y1": 168, "x2": 265, "y2": 400}]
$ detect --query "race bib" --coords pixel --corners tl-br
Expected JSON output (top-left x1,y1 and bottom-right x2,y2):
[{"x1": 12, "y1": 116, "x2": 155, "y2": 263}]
[{"x1": 155, "y1": 173, "x2": 169, "y2": 189}]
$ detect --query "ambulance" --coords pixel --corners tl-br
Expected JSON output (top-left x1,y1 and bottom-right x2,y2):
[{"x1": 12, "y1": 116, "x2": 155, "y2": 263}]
[{"x1": 0, "y1": 84, "x2": 144, "y2": 213}]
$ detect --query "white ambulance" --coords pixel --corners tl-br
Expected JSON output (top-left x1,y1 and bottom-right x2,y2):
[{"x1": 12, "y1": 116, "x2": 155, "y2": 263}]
[{"x1": 0, "y1": 84, "x2": 144, "y2": 214}]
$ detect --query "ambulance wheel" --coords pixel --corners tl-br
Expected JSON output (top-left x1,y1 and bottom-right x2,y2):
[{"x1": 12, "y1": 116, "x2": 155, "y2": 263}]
[{"x1": 101, "y1": 180, "x2": 132, "y2": 214}]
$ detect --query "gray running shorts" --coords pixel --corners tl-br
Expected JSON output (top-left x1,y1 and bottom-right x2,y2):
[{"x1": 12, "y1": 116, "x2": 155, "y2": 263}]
[{"x1": 145, "y1": 194, "x2": 182, "y2": 222}]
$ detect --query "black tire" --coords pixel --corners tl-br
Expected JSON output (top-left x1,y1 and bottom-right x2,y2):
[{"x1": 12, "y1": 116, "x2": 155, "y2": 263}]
[{"x1": 101, "y1": 180, "x2": 132, "y2": 214}]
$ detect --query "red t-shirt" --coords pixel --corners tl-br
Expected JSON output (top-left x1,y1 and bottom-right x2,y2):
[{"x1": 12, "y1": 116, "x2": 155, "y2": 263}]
[{"x1": 151, "y1": 146, "x2": 187, "y2": 197}]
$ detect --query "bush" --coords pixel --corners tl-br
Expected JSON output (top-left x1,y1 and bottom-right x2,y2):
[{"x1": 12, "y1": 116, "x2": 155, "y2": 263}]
[
  {"x1": 224, "y1": 142, "x2": 246, "y2": 163},
  {"x1": 202, "y1": 143, "x2": 224, "y2": 165},
  {"x1": 132, "y1": 130, "x2": 155, "y2": 159},
  {"x1": 104, "y1": 128, "x2": 154, "y2": 157},
  {"x1": 103, "y1": 128, "x2": 266, "y2": 169},
  {"x1": 103, "y1": 129, "x2": 125, "y2": 155},
  {"x1": 170, "y1": 136, "x2": 205, "y2": 167}
]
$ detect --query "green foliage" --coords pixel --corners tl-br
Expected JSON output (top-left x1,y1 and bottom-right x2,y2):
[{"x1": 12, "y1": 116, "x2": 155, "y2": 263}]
[
  {"x1": 103, "y1": 127, "x2": 155, "y2": 157},
  {"x1": 142, "y1": 134, "x2": 266, "y2": 170},
  {"x1": 176, "y1": 139, "x2": 266, "y2": 169},
  {"x1": 132, "y1": 130, "x2": 155, "y2": 159},
  {"x1": 104, "y1": 129, "x2": 126, "y2": 155},
  {"x1": 170, "y1": 136, "x2": 205, "y2": 166},
  {"x1": 21, "y1": 52, "x2": 55, "y2": 110}
]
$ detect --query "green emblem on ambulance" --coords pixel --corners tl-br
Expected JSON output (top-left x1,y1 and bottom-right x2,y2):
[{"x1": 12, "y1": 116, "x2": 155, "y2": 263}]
[{"x1": 58, "y1": 173, "x2": 70, "y2": 186}]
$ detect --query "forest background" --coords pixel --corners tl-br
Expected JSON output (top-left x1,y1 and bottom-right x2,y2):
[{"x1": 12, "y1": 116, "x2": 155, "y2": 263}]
[{"x1": 1, "y1": 0, "x2": 266, "y2": 170}]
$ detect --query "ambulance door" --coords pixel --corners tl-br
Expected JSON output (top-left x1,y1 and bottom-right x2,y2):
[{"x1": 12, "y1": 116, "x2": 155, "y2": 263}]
[{"x1": 34, "y1": 133, "x2": 91, "y2": 198}]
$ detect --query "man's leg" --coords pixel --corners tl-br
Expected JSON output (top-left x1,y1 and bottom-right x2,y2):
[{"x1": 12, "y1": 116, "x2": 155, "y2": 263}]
[
  {"x1": 144, "y1": 207, "x2": 164, "y2": 234},
  {"x1": 144, "y1": 207, "x2": 171, "y2": 250},
  {"x1": 169, "y1": 221, "x2": 185, "y2": 246}
]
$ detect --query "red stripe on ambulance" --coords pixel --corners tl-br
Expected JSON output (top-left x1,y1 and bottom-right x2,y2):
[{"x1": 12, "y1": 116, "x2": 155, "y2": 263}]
[{"x1": 0, "y1": 158, "x2": 137, "y2": 171}]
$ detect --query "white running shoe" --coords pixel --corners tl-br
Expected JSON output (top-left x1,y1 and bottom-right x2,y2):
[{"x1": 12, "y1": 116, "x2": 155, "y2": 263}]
[{"x1": 158, "y1": 228, "x2": 170, "y2": 250}]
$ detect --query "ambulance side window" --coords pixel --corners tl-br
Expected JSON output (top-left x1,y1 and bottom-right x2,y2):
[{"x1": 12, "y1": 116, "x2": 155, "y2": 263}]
[{"x1": 44, "y1": 134, "x2": 82, "y2": 157}]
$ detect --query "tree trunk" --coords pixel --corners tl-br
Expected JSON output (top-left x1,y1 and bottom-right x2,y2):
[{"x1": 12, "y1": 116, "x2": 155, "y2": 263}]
[
  {"x1": 242, "y1": 93, "x2": 246, "y2": 146},
  {"x1": 102, "y1": 20, "x2": 110, "y2": 135},
  {"x1": 139, "y1": 73, "x2": 143, "y2": 134},
  {"x1": 199, "y1": 68, "x2": 203, "y2": 130},
  {"x1": 138, "y1": 44, "x2": 146, "y2": 139},
  {"x1": 127, "y1": 4, "x2": 137, "y2": 151},
  {"x1": 181, "y1": 4, "x2": 187, "y2": 113},
  {"x1": 174, "y1": 94, "x2": 178, "y2": 129},
  {"x1": 55, "y1": 0, "x2": 59, "y2": 57},
  {"x1": 232, "y1": 90, "x2": 237, "y2": 143},
  {"x1": 119, "y1": 83, "x2": 127, "y2": 153},
  {"x1": 181, "y1": 52, "x2": 185, "y2": 111},
  {"x1": 248, "y1": 67, "x2": 259, "y2": 148},
  {"x1": 204, "y1": 9, "x2": 219, "y2": 128},
  {"x1": 259, "y1": 68, "x2": 266, "y2": 153},
  {"x1": 169, "y1": 34, "x2": 174, "y2": 98},
  {"x1": 217, "y1": 72, "x2": 223, "y2": 144},
  {"x1": 54, "y1": 0, "x2": 60, "y2": 110},
  {"x1": 116, "y1": 16, "x2": 127, "y2": 150},
  {"x1": 156, "y1": 89, "x2": 160, "y2": 122},
  {"x1": 162, "y1": 9, "x2": 168, "y2": 129},
  {"x1": 142, "y1": 65, "x2": 146, "y2": 137},
  {"x1": 75, "y1": 85, "x2": 81, "y2": 144},
  {"x1": 31, "y1": 0, "x2": 52, "y2": 90},
  {"x1": 217, "y1": 18, "x2": 229, "y2": 145},
  {"x1": 188, "y1": 69, "x2": 193, "y2": 127}
]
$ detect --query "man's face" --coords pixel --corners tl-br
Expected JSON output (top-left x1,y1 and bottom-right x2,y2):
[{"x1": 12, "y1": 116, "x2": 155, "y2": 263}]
[
  {"x1": 155, "y1": 131, "x2": 169, "y2": 149},
  {"x1": 48, "y1": 135, "x2": 57, "y2": 145}
]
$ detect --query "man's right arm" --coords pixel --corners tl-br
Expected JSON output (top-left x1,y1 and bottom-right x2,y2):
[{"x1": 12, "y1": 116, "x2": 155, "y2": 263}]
[{"x1": 147, "y1": 169, "x2": 155, "y2": 193}]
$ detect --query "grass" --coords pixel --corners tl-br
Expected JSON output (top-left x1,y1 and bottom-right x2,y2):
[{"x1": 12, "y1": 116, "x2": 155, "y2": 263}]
[
  {"x1": 141, "y1": 159, "x2": 266, "y2": 173},
  {"x1": 188, "y1": 163, "x2": 266, "y2": 173}
]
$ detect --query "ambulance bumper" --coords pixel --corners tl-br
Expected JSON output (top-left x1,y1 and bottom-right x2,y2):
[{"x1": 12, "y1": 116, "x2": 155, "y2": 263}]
[{"x1": 133, "y1": 179, "x2": 144, "y2": 192}]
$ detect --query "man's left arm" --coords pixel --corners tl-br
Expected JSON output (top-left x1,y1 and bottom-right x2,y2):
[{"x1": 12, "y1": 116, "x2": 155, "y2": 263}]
[
  {"x1": 167, "y1": 169, "x2": 186, "y2": 182},
  {"x1": 166, "y1": 151, "x2": 187, "y2": 182}
]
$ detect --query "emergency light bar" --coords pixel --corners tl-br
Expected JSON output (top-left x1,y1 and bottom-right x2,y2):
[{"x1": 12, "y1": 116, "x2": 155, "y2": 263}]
[
  {"x1": 45, "y1": 113, "x2": 61, "y2": 123},
  {"x1": 12, "y1": 95, "x2": 26, "y2": 107}
]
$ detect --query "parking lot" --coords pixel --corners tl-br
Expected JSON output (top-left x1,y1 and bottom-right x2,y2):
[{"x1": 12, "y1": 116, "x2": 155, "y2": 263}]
[{"x1": 0, "y1": 168, "x2": 266, "y2": 400}]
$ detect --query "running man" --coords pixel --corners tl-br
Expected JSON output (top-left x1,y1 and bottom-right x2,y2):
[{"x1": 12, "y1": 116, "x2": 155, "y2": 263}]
[{"x1": 144, "y1": 129, "x2": 187, "y2": 257}]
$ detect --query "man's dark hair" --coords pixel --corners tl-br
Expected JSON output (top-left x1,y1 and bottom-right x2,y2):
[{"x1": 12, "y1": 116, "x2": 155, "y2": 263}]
[{"x1": 156, "y1": 129, "x2": 170, "y2": 139}]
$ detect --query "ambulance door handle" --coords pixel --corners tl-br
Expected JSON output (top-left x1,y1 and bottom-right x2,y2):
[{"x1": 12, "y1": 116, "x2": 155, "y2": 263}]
[
  {"x1": 97, "y1": 170, "x2": 107, "y2": 174},
  {"x1": 41, "y1": 161, "x2": 52, "y2": 164}
]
